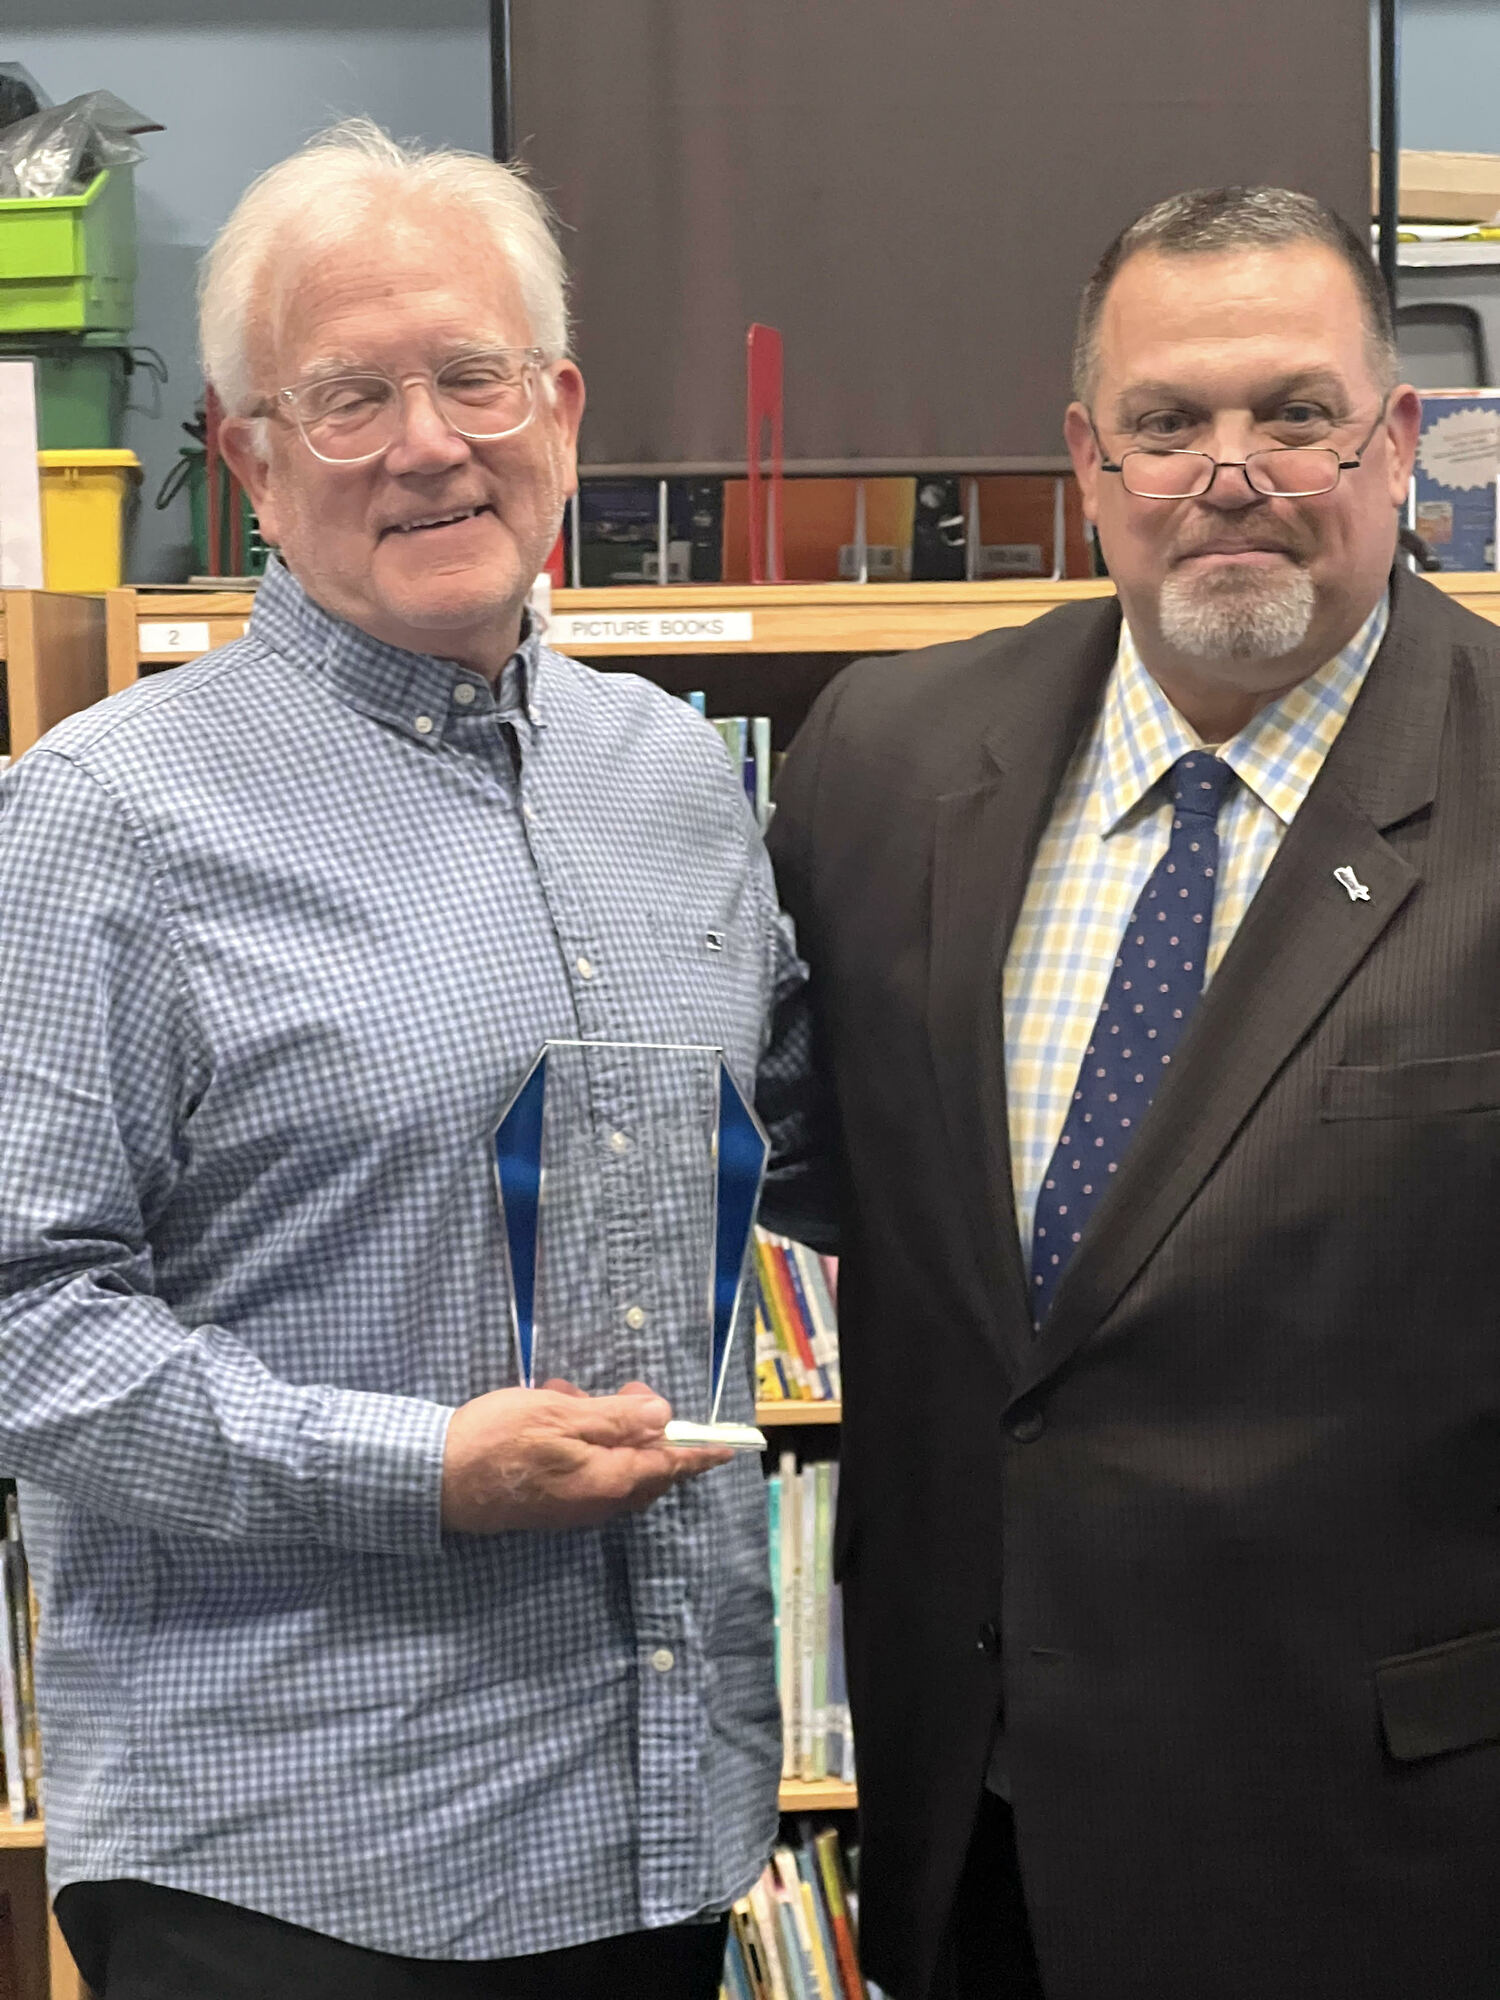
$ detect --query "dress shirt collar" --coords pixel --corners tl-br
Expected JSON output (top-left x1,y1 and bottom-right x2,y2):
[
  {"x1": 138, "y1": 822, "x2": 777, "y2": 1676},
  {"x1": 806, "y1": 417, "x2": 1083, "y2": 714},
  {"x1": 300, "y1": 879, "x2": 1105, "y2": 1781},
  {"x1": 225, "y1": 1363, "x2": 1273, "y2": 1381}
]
[
  {"x1": 248, "y1": 557, "x2": 545, "y2": 745},
  {"x1": 1093, "y1": 589, "x2": 1390, "y2": 838}
]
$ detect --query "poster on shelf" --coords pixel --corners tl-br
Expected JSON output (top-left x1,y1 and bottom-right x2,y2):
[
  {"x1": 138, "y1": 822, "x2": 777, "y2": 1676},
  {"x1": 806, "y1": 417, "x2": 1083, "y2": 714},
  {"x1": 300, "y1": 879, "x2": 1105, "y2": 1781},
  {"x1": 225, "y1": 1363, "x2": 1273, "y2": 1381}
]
[
  {"x1": 1413, "y1": 389, "x2": 1500, "y2": 572},
  {"x1": 0, "y1": 360, "x2": 43, "y2": 590}
]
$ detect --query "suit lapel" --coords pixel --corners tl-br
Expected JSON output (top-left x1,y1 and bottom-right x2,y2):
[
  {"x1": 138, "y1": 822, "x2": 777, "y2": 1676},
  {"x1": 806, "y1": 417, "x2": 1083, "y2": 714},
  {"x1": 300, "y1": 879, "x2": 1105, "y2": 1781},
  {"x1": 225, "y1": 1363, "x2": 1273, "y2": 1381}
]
[
  {"x1": 926, "y1": 601, "x2": 1122, "y2": 1377},
  {"x1": 1016, "y1": 570, "x2": 1451, "y2": 1401}
]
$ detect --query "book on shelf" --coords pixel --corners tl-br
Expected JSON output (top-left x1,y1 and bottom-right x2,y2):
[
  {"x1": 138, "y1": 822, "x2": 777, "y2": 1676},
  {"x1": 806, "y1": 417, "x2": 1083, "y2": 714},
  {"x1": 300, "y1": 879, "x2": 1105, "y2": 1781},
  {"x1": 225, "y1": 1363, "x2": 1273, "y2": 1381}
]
[
  {"x1": 722, "y1": 1828, "x2": 875, "y2": 2000},
  {"x1": 691, "y1": 712, "x2": 776, "y2": 833},
  {"x1": 768, "y1": 1456, "x2": 854, "y2": 1786},
  {"x1": 567, "y1": 469, "x2": 1090, "y2": 586},
  {"x1": 0, "y1": 1484, "x2": 40, "y2": 1826},
  {"x1": 754, "y1": 1230, "x2": 841, "y2": 1406}
]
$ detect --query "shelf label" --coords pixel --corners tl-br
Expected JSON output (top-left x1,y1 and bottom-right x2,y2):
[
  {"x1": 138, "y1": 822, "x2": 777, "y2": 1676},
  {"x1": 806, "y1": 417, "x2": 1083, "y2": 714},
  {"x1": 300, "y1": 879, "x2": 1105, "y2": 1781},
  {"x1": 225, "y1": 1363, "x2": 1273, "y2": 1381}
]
[
  {"x1": 548, "y1": 610, "x2": 755, "y2": 647},
  {"x1": 139, "y1": 620, "x2": 211, "y2": 654}
]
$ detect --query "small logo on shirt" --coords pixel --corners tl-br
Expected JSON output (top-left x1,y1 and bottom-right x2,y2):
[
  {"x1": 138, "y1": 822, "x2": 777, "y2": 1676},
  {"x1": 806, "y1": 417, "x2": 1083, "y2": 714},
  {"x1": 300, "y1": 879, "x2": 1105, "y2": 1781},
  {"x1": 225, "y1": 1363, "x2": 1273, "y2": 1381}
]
[
  {"x1": 705, "y1": 931, "x2": 726, "y2": 953},
  {"x1": 1333, "y1": 865, "x2": 1371, "y2": 903}
]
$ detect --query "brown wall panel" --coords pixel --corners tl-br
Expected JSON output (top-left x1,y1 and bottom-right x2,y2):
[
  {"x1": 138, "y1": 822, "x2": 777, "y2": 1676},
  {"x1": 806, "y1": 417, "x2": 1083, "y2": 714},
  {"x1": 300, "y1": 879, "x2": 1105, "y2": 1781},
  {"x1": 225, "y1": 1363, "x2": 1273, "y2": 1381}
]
[{"x1": 513, "y1": 1, "x2": 1370, "y2": 472}]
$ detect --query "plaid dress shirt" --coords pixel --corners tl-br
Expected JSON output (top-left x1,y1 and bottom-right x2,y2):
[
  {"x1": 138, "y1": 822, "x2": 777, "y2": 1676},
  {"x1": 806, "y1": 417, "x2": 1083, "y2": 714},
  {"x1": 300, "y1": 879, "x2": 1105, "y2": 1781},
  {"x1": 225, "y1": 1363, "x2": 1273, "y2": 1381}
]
[
  {"x1": 0, "y1": 560, "x2": 803, "y2": 1959},
  {"x1": 1003, "y1": 594, "x2": 1390, "y2": 1254}
]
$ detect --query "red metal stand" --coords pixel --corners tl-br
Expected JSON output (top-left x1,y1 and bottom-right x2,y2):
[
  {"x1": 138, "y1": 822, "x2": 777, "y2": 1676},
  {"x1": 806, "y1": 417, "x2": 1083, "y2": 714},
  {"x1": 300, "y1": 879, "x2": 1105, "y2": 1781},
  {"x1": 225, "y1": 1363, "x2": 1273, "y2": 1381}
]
[{"x1": 746, "y1": 323, "x2": 785, "y2": 584}]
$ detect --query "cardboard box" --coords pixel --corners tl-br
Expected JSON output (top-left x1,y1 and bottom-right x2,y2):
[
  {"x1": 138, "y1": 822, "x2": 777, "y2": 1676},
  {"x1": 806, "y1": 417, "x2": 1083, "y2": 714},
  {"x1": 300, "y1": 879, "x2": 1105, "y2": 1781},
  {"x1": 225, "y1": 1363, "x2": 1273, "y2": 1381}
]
[
  {"x1": 1413, "y1": 390, "x2": 1500, "y2": 572},
  {"x1": 1371, "y1": 149, "x2": 1500, "y2": 224}
]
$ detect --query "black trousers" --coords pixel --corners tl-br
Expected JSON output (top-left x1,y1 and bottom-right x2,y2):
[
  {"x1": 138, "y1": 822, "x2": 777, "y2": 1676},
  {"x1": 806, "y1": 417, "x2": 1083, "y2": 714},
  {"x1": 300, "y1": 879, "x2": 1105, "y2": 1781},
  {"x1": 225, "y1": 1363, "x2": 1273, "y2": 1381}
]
[
  {"x1": 929, "y1": 1792, "x2": 1046, "y2": 2000},
  {"x1": 55, "y1": 1879, "x2": 730, "y2": 2000}
]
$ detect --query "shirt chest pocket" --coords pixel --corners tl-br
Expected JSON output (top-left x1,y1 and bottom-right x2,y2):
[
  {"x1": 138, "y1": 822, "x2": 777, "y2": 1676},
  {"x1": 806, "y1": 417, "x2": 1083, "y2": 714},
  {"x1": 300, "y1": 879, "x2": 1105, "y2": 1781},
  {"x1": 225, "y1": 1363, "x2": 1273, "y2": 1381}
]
[
  {"x1": 1321, "y1": 1049, "x2": 1500, "y2": 1121},
  {"x1": 645, "y1": 902, "x2": 766, "y2": 1064}
]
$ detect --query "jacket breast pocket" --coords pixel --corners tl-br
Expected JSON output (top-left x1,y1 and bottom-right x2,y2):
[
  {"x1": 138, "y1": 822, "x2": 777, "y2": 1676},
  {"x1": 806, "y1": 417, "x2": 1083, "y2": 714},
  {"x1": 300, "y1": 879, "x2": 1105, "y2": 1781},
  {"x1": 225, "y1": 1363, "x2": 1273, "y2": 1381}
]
[
  {"x1": 1375, "y1": 1625, "x2": 1500, "y2": 1762},
  {"x1": 1322, "y1": 1050, "x2": 1500, "y2": 1121}
]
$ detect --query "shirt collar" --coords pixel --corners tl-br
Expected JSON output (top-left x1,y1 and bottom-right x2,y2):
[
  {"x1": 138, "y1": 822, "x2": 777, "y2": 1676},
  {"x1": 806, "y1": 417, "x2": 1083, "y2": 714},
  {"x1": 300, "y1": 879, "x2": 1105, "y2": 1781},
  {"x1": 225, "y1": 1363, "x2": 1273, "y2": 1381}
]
[
  {"x1": 248, "y1": 558, "x2": 545, "y2": 743},
  {"x1": 1094, "y1": 590, "x2": 1390, "y2": 837}
]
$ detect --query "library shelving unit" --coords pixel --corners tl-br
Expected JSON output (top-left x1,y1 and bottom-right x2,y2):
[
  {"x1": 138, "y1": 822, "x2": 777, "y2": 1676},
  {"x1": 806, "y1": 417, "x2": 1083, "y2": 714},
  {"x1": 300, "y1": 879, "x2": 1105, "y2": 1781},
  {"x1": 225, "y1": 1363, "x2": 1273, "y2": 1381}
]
[
  {"x1": 0, "y1": 1816, "x2": 83, "y2": 2000},
  {"x1": 0, "y1": 592, "x2": 107, "y2": 760},
  {"x1": 101, "y1": 571, "x2": 1500, "y2": 694}
]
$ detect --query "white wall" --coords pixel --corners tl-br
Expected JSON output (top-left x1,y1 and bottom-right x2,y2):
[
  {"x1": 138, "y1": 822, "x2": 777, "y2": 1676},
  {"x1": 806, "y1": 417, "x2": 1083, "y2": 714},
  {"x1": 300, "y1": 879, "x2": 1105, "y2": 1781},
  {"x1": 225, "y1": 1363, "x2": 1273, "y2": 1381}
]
[{"x1": 8, "y1": 0, "x2": 490, "y2": 578}]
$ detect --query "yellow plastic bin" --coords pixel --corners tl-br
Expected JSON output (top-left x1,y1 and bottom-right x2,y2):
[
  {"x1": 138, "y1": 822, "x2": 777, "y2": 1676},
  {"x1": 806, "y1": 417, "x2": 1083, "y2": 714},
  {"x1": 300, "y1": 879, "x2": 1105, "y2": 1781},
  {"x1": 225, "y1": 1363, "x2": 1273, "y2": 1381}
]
[{"x1": 37, "y1": 447, "x2": 140, "y2": 589}]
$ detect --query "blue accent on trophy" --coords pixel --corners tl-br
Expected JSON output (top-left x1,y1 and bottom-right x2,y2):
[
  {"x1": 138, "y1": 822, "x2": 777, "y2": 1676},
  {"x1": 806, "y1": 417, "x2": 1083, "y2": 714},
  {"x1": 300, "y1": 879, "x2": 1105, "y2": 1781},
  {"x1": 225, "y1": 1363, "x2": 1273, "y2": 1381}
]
[
  {"x1": 712, "y1": 1061, "x2": 768, "y2": 1423},
  {"x1": 492, "y1": 1040, "x2": 769, "y2": 1450},
  {"x1": 492, "y1": 1047, "x2": 549, "y2": 1390}
]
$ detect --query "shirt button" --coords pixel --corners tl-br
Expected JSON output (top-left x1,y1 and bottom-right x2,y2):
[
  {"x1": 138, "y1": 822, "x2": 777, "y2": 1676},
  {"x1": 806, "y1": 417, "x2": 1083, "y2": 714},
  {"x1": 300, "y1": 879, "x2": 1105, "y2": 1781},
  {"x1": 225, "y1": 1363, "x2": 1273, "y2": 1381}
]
[
  {"x1": 624, "y1": 1305, "x2": 646, "y2": 1330},
  {"x1": 609, "y1": 1131, "x2": 630, "y2": 1154},
  {"x1": 1010, "y1": 1412, "x2": 1045, "y2": 1444},
  {"x1": 650, "y1": 1648, "x2": 675, "y2": 1674},
  {"x1": 522, "y1": 802, "x2": 538, "y2": 822},
  {"x1": 453, "y1": 683, "x2": 477, "y2": 706},
  {"x1": 413, "y1": 714, "x2": 435, "y2": 735},
  {"x1": 576, "y1": 956, "x2": 595, "y2": 980}
]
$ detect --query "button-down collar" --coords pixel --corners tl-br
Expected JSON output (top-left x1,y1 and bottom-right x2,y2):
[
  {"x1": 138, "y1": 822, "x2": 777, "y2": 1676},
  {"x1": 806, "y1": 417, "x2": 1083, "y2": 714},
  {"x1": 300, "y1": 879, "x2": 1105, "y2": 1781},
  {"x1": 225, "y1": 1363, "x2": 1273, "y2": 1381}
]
[{"x1": 248, "y1": 556, "x2": 545, "y2": 745}]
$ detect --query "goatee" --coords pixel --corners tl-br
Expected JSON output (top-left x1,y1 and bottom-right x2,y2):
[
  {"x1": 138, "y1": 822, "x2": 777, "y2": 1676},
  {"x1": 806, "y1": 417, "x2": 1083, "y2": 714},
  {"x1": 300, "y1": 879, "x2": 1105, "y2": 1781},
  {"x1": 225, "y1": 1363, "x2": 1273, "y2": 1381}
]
[{"x1": 1158, "y1": 561, "x2": 1315, "y2": 661}]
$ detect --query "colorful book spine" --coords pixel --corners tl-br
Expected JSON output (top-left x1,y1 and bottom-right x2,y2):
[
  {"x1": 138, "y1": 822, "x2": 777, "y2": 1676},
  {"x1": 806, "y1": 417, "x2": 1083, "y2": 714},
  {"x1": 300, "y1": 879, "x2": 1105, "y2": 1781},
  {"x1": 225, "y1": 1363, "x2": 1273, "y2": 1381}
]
[
  {"x1": 732, "y1": 1898, "x2": 774, "y2": 2000},
  {"x1": 753, "y1": 715, "x2": 773, "y2": 828},
  {"x1": 789, "y1": 1242, "x2": 842, "y2": 1400},
  {"x1": 753, "y1": 1229, "x2": 841, "y2": 1405},
  {"x1": 3, "y1": 1495, "x2": 38, "y2": 1810},
  {"x1": 756, "y1": 1238, "x2": 814, "y2": 1399},
  {"x1": 798, "y1": 1463, "x2": 818, "y2": 1777},
  {"x1": 811, "y1": 1462, "x2": 833, "y2": 1781},
  {"x1": 760, "y1": 1240, "x2": 827, "y2": 1399},
  {"x1": 775, "y1": 1245, "x2": 834, "y2": 1400},
  {"x1": 778, "y1": 1451, "x2": 799, "y2": 1778},
  {"x1": 813, "y1": 1829, "x2": 868, "y2": 2000},
  {"x1": 0, "y1": 1545, "x2": 26, "y2": 1823},
  {"x1": 775, "y1": 1847, "x2": 834, "y2": 2000},
  {"x1": 776, "y1": 1472, "x2": 788, "y2": 1704},
  {"x1": 748, "y1": 1875, "x2": 794, "y2": 2000}
]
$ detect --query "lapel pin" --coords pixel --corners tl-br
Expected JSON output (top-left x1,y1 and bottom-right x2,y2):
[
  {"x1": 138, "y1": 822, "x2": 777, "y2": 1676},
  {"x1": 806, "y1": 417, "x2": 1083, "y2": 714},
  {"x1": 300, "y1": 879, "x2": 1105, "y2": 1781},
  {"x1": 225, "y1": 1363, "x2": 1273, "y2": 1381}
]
[{"x1": 1333, "y1": 865, "x2": 1371, "y2": 903}]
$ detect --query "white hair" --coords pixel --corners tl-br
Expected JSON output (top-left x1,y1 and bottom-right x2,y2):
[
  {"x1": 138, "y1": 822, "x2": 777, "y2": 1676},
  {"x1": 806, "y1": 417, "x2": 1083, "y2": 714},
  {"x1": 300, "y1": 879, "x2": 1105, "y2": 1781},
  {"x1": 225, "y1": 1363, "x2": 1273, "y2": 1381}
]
[{"x1": 198, "y1": 116, "x2": 570, "y2": 416}]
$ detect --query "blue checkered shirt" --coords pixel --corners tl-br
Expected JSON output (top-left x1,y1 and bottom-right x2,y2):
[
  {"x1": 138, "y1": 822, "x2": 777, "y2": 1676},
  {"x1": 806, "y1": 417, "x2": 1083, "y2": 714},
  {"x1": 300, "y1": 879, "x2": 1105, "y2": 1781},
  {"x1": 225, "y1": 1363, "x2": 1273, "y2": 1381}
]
[{"x1": 0, "y1": 560, "x2": 806, "y2": 1958}]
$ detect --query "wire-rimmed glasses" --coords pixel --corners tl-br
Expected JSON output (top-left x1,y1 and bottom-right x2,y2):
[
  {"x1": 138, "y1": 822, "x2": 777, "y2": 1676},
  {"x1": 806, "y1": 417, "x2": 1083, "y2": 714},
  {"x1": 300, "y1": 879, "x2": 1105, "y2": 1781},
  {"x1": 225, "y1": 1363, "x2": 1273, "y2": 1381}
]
[
  {"x1": 1092, "y1": 400, "x2": 1389, "y2": 500},
  {"x1": 271, "y1": 347, "x2": 546, "y2": 464}
]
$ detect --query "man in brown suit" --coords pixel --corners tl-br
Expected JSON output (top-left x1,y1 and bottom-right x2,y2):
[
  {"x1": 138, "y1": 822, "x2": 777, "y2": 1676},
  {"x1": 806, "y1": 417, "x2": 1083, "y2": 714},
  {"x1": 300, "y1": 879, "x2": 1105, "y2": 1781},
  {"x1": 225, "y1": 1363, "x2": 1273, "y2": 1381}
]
[{"x1": 763, "y1": 187, "x2": 1500, "y2": 1997}]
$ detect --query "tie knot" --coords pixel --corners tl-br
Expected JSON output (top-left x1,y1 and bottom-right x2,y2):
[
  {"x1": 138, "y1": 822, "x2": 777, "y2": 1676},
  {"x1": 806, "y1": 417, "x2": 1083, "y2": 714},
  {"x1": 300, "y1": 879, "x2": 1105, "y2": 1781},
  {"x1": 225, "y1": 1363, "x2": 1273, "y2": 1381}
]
[{"x1": 1169, "y1": 753, "x2": 1235, "y2": 819}]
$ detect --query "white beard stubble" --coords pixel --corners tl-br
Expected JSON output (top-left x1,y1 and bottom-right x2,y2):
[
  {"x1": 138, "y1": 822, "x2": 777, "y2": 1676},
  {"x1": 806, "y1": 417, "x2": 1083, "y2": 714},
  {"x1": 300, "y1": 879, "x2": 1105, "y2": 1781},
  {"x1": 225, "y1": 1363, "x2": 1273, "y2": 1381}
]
[{"x1": 1158, "y1": 561, "x2": 1316, "y2": 661}]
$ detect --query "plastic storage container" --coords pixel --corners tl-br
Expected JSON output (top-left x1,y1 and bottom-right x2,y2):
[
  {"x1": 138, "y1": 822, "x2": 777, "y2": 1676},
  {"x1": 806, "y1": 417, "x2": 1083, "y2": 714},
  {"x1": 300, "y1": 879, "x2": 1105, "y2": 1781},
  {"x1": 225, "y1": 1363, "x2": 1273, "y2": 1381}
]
[
  {"x1": 37, "y1": 447, "x2": 140, "y2": 589},
  {"x1": 0, "y1": 337, "x2": 130, "y2": 446},
  {"x1": 0, "y1": 170, "x2": 136, "y2": 334}
]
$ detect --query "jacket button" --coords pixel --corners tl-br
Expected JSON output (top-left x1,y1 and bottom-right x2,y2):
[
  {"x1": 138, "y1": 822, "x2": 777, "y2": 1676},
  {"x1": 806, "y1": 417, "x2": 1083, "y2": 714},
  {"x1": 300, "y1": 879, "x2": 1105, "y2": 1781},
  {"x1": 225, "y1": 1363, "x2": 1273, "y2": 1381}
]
[
  {"x1": 977, "y1": 1620, "x2": 1001, "y2": 1656},
  {"x1": 1009, "y1": 1411, "x2": 1045, "y2": 1444}
]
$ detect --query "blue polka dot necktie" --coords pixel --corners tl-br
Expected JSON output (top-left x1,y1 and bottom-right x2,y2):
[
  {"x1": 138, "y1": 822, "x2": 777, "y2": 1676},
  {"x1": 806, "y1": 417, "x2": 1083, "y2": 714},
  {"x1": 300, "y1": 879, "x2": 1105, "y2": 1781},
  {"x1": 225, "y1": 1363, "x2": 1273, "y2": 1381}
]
[{"x1": 1029, "y1": 752, "x2": 1237, "y2": 1323}]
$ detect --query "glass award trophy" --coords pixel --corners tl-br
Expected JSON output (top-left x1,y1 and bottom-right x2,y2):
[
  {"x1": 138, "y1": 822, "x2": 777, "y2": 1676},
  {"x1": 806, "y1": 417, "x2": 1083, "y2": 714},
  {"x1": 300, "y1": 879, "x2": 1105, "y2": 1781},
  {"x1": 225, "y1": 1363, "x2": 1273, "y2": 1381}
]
[{"x1": 493, "y1": 1040, "x2": 769, "y2": 1452}]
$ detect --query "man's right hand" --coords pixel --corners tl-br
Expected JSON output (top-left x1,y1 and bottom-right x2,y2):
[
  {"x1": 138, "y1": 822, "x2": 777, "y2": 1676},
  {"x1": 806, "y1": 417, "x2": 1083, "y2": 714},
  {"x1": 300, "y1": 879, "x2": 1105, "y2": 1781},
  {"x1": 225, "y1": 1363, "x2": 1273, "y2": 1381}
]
[{"x1": 439, "y1": 1381, "x2": 732, "y2": 1534}]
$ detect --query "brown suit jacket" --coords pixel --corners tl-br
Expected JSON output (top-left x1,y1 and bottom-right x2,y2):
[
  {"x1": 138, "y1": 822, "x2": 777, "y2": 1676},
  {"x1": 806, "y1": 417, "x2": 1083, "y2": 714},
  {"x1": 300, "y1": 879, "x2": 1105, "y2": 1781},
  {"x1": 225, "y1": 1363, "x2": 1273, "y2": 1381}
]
[{"x1": 763, "y1": 567, "x2": 1500, "y2": 1999}]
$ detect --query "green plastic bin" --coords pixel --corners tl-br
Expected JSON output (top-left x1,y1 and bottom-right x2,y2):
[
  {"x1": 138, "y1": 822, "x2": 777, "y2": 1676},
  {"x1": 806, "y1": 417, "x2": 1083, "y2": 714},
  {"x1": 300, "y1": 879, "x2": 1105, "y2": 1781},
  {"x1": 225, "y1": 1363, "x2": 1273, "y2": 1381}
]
[
  {"x1": 0, "y1": 337, "x2": 130, "y2": 447},
  {"x1": 0, "y1": 169, "x2": 136, "y2": 334}
]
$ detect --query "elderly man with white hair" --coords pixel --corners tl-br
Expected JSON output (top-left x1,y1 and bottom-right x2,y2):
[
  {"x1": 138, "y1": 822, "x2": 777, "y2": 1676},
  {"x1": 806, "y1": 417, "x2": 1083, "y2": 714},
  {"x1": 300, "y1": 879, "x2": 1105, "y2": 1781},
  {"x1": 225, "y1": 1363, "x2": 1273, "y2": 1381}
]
[{"x1": 0, "y1": 121, "x2": 805, "y2": 1999}]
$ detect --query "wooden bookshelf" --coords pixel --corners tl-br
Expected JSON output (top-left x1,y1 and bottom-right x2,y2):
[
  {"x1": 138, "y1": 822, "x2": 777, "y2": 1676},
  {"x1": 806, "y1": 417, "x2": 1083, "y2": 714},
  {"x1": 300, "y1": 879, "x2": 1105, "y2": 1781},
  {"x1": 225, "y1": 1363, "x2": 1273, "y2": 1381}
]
[
  {"x1": 758, "y1": 1402, "x2": 842, "y2": 1427},
  {"x1": 98, "y1": 574, "x2": 1500, "y2": 692},
  {"x1": 778, "y1": 1777, "x2": 858, "y2": 1812},
  {"x1": 0, "y1": 592, "x2": 107, "y2": 758},
  {"x1": 0, "y1": 1826, "x2": 87, "y2": 2000},
  {"x1": 547, "y1": 579, "x2": 1116, "y2": 654}
]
